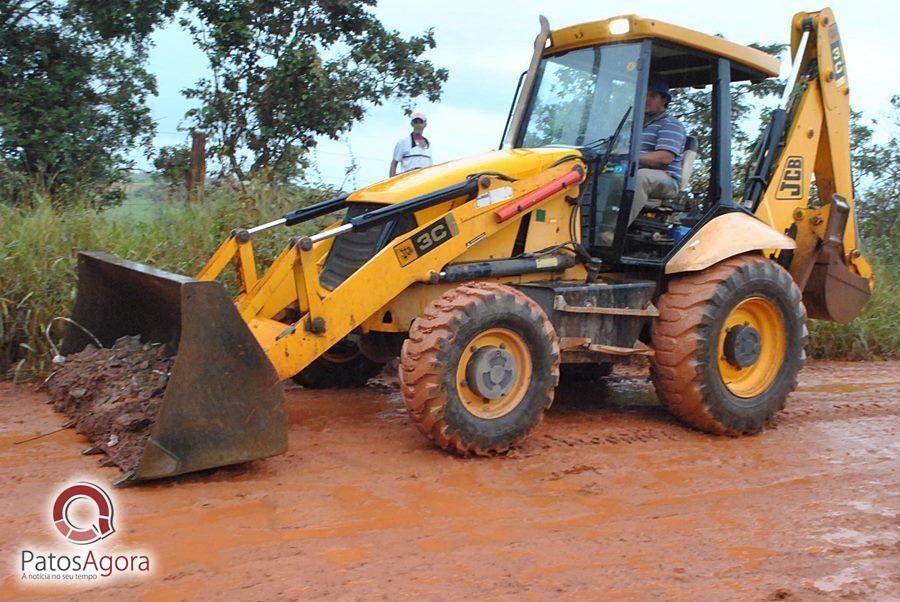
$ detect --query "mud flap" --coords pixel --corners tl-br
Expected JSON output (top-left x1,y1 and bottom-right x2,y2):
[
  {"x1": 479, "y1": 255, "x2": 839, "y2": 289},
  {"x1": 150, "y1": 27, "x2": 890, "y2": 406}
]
[{"x1": 62, "y1": 251, "x2": 287, "y2": 484}]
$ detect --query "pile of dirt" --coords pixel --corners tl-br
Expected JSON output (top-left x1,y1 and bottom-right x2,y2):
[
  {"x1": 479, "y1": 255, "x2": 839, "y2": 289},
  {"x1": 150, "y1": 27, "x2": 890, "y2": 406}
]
[{"x1": 44, "y1": 336, "x2": 173, "y2": 474}]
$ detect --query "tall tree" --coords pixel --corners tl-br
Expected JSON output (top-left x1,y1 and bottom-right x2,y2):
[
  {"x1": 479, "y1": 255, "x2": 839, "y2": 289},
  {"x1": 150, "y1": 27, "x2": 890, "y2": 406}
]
[
  {"x1": 0, "y1": 1, "x2": 179, "y2": 206},
  {"x1": 180, "y1": 0, "x2": 448, "y2": 182}
]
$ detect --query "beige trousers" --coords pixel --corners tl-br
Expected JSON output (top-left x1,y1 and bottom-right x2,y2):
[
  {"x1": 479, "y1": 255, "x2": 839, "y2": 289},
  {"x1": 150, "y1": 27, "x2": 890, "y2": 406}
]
[{"x1": 630, "y1": 168, "x2": 680, "y2": 223}]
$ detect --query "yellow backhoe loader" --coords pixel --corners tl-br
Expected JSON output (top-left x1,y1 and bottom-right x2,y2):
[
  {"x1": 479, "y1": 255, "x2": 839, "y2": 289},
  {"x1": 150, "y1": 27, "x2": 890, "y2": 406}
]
[{"x1": 61, "y1": 8, "x2": 872, "y2": 484}]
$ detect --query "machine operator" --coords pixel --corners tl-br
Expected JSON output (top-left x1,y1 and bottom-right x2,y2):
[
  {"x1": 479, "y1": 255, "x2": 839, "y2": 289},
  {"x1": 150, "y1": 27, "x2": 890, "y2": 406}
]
[{"x1": 631, "y1": 77, "x2": 686, "y2": 223}]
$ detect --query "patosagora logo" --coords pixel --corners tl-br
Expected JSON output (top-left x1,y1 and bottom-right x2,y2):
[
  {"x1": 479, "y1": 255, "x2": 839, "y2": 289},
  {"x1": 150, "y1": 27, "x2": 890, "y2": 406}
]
[
  {"x1": 52, "y1": 482, "x2": 115, "y2": 544},
  {"x1": 17, "y1": 481, "x2": 151, "y2": 584}
]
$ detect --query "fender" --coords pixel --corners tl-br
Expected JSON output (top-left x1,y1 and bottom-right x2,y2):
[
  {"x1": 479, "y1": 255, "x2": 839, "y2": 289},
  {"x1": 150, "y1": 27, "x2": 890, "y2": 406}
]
[{"x1": 665, "y1": 212, "x2": 796, "y2": 275}]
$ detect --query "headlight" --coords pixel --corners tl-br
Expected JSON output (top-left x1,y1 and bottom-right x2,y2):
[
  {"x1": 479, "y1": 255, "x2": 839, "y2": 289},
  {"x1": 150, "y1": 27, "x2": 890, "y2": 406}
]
[{"x1": 609, "y1": 17, "x2": 631, "y2": 35}]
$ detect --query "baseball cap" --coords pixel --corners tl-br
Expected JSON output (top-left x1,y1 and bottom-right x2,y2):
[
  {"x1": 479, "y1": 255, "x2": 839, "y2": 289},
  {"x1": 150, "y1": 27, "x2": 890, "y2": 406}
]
[
  {"x1": 411, "y1": 112, "x2": 427, "y2": 123},
  {"x1": 647, "y1": 76, "x2": 670, "y2": 100}
]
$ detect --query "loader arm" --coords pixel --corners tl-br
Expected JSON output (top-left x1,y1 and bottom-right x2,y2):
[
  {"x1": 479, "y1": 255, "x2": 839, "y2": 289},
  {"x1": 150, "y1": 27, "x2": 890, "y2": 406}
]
[
  {"x1": 247, "y1": 163, "x2": 585, "y2": 380},
  {"x1": 194, "y1": 214, "x2": 341, "y2": 321},
  {"x1": 751, "y1": 8, "x2": 873, "y2": 322}
]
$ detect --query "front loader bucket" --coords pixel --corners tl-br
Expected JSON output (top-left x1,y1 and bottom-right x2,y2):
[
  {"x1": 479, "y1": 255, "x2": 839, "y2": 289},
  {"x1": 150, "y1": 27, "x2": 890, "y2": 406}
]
[{"x1": 61, "y1": 251, "x2": 287, "y2": 484}]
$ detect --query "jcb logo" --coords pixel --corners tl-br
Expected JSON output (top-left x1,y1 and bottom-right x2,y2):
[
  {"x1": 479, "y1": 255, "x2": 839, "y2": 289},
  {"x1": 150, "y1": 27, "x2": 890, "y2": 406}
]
[{"x1": 775, "y1": 156, "x2": 804, "y2": 200}]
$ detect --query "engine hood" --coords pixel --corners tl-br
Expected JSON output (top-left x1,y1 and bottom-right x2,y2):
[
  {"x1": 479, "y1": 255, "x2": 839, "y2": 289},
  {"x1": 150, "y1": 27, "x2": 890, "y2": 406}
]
[{"x1": 347, "y1": 147, "x2": 580, "y2": 205}]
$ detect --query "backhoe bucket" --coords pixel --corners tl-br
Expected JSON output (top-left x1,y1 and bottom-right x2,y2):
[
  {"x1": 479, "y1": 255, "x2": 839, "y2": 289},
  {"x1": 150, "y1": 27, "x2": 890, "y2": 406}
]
[
  {"x1": 61, "y1": 251, "x2": 287, "y2": 485},
  {"x1": 801, "y1": 197, "x2": 872, "y2": 324},
  {"x1": 803, "y1": 250, "x2": 871, "y2": 324}
]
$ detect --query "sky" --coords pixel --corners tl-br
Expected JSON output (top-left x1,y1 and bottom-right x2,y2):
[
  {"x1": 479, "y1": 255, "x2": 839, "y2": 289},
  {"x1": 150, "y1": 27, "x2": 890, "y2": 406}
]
[{"x1": 140, "y1": 0, "x2": 900, "y2": 189}]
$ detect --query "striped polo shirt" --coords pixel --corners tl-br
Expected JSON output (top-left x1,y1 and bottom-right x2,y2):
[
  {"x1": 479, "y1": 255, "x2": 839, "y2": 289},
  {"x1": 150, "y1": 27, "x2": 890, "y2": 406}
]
[{"x1": 640, "y1": 111, "x2": 686, "y2": 183}]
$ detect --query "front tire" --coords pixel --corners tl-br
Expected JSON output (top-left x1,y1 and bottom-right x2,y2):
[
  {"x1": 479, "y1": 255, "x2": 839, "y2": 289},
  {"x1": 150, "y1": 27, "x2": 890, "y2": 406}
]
[
  {"x1": 399, "y1": 283, "x2": 560, "y2": 455},
  {"x1": 651, "y1": 254, "x2": 807, "y2": 435}
]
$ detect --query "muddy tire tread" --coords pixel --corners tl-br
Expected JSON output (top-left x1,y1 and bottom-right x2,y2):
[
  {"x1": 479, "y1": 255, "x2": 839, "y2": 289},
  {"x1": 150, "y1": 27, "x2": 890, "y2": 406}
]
[
  {"x1": 399, "y1": 282, "x2": 560, "y2": 456},
  {"x1": 651, "y1": 254, "x2": 808, "y2": 435}
]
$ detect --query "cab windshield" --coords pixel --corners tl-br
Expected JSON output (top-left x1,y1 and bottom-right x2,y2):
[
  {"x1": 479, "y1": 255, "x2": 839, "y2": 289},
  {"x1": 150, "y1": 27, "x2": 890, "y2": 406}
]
[{"x1": 521, "y1": 43, "x2": 641, "y2": 149}]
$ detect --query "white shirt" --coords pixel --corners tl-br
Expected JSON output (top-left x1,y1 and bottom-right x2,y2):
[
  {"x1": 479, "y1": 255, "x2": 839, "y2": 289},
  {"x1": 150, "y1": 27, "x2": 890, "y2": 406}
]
[{"x1": 393, "y1": 134, "x2": 432, "y2": 174}]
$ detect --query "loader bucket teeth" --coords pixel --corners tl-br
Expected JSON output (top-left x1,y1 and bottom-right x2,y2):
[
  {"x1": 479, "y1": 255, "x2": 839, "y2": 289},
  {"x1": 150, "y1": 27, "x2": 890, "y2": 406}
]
[{"x1": 62, "y1": 251, "x2": 287, "y2": 484}]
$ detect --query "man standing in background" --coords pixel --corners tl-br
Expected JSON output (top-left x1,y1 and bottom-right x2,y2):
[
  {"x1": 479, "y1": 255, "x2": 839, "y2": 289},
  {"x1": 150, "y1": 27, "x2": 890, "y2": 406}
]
[{"x1": 390, "y1": 112, "x2": 432, "y2": 176}]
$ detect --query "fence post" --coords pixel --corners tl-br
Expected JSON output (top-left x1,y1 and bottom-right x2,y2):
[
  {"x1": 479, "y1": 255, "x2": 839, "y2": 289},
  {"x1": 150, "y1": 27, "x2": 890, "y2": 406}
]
[{"x1": 188, "y1": 130, "x2": 207, "y2": 201}]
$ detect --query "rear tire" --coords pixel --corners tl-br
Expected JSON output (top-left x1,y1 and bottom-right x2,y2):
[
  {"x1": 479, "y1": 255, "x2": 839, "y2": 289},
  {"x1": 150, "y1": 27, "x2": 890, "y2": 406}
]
[
  {"x1": 651, "y1": 254, "x2": 807, "y2": 435},
  {"x1": 400, "y1": 283, "x2": 560, "y2": 455},
  {"x1": 292, "y1": 337, "x2": 384, "y2": 389}
]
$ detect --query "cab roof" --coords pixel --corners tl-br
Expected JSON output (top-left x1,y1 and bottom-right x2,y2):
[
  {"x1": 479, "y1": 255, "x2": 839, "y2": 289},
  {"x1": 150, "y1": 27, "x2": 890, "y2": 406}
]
[{"x1": 547, "y1": 15, "x2": 781, "y2": 86}]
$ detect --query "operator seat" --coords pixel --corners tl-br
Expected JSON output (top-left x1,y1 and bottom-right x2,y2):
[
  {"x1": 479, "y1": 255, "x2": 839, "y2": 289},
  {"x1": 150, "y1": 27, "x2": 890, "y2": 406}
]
[{"x1": 678, "y1": 135, "x2": 699, "y2": 192}]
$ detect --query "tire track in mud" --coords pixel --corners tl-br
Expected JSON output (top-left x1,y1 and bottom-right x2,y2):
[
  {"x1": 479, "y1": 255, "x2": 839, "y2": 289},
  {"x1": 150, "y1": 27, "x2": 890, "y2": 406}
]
[
  {"x1": 513, "y1": 425, "x2": 689, "y2": 458},
  {"x1": 527, "y1": 397, "x2": 900, "y2": 453},
  {"x1": 775, "y1": 397, "x2": 900, "y2": 427},
  {"x1": 515, "y1": 374, "x2": 900, "y2": 457}
]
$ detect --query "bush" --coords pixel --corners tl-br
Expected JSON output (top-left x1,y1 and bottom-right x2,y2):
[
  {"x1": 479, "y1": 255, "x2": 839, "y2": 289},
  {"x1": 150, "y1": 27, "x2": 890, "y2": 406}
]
[{"x1": 0, "y1": 182, "x2": 334, "y2": 381}]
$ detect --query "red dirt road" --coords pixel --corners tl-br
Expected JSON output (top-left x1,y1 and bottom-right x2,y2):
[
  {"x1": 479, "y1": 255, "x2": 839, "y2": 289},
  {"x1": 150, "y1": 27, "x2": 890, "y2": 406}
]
[{"x1": 1, "y1": 361, "x2": 898, "y2": 600}]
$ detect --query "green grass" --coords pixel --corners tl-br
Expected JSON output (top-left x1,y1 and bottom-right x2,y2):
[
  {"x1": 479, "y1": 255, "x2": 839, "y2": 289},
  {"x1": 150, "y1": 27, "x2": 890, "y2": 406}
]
[{"x1": 0, "y1": 183, "x2": 332, "y2": 381}]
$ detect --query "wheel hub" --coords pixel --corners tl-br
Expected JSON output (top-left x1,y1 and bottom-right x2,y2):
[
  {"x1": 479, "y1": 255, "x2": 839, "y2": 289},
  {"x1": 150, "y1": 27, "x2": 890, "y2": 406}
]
[
  {"x1": 465, "y1": 346, "x2": 519, "y2": 400},
  {"x1": 717, "y1": 296, "x2": 786, "y2": 399},
  {"x1": 723, "y1": 324, "x2": 762, "y2": 368}
]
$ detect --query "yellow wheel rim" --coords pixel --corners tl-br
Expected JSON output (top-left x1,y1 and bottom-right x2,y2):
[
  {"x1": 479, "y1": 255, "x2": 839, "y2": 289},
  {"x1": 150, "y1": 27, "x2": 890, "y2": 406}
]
[
  {"x1": 717, "y1": 296, "x2": 785, "y2": 398},
  {"x1": 456, "y1": 328, "x2": 532, "y2": 419}
]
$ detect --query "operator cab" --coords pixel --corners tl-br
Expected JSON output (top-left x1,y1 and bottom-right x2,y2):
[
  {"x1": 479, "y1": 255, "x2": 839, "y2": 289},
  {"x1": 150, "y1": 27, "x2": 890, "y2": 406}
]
[{"x1": 508, "y1": 15, "x2": 778, "y2": 267}]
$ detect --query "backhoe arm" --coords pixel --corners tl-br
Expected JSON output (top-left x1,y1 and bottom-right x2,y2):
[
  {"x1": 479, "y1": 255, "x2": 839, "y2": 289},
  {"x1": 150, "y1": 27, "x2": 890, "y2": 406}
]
[{"x1": 753, "y1": 8, "x2": 873, "y2": 323}]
